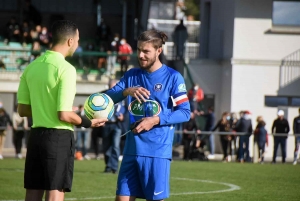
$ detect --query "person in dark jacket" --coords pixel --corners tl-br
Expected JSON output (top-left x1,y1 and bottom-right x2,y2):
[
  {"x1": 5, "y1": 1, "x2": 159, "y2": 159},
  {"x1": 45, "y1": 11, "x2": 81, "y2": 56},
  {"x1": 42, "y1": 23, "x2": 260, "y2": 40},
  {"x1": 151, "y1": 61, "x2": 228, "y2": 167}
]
[
  {"x1": 212, "y1": 112, "x2": 231, "y2": 162},
  {"x1": 272, "y1": 110, "x2": 290, "y2": 164},
  {"x1": 0, "y1": 107, "x2": 13, "y2": 159},
  {"x1": 173, "y1": 19, "x2": 188, "y2": 60},
  {"x1": 235, "y1": 110, "x2": 253, "y2": 163},
  {"x1": 201, "y1": 106, "x2": 215, "y2": 159},
  {"x1": 229, "y1": 112, "x2": 238, "y2": 160},
  {"x1": 182, "y1": 112, "x2": 201, "y2": 160},
  {"x1": 102, "y1": 79, "x2": 125, "y2": 173},
  {"x1": 254, "y1": 116, "x2": 268, "y2": 164},
  {"x1": 293, "y1": 108, "x2": 300, "y2": 165},
  {"x1": 75, "y1": 104, "x2": 90, "y2": 160}
]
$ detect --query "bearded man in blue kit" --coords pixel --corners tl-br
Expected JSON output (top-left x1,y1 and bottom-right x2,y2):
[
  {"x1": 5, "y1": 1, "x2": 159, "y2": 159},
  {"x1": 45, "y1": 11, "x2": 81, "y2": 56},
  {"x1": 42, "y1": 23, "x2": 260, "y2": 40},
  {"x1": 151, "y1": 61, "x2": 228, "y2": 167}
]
[{"x1": 105, "y1": 30, "x2": 190, "y2": 201}]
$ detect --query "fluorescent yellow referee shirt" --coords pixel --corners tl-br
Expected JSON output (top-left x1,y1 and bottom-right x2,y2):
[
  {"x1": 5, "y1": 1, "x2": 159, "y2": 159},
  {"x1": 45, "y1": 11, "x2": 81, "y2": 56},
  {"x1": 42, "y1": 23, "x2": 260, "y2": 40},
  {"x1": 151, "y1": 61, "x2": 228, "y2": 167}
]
[{"x1": 17, "y1": 50, "x2": 76, "y2": 131}]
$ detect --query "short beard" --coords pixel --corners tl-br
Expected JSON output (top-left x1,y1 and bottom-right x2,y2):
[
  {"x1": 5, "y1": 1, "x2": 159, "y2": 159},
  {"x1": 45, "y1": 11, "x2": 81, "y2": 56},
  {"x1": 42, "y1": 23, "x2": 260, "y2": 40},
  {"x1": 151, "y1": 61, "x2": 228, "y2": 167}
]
[
  {"x1": 67, "y1": 47, "x2": 75, "y2": 57},
  {"x1": 139, "y1": 57, "x2": 156, "y2": 70}
]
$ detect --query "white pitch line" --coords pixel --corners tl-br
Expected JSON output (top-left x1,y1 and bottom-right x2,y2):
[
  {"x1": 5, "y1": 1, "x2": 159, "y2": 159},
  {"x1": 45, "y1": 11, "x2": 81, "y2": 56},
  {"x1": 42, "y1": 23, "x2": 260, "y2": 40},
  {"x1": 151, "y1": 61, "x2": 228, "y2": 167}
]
[
  {"x1": 171, "y1": 177, "x2": 241, "y2": 195},
  {"x1": 0, "y1": 177, "x2": 241, "y2": 201}
]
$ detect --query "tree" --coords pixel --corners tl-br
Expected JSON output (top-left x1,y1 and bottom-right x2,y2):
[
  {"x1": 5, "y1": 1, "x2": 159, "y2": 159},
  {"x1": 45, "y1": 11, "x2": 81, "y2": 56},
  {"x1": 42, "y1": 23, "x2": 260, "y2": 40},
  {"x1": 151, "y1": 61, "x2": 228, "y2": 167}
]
[{"x1": 184, "y1": 0, "x2": 200, "y2": 21}]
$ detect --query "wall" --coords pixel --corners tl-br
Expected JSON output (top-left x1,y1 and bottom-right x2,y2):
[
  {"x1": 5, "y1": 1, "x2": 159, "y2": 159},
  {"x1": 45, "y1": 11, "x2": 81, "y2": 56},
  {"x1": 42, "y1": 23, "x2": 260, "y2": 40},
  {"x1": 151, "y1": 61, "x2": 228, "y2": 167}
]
[
  {"x1": 233, "y1": 0, "x2": 300, "y2": 60},
  {"x1": 199, "y1": 0, "x2": 235, "y2": 59},
  {"x1": 231, "y1": 63, "x2": 298, "y2": 159},
  {"x1": 188, "y1": 59, "x2": 222, "y2": 116}
]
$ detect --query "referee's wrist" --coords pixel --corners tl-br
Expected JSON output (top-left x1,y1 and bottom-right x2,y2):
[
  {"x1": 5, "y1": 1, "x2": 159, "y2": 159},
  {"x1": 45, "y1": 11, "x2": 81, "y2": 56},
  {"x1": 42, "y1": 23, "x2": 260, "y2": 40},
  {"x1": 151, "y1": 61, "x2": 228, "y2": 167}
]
[{"x1": 78, "y1": 116, "x2": 92, "y2": 128}]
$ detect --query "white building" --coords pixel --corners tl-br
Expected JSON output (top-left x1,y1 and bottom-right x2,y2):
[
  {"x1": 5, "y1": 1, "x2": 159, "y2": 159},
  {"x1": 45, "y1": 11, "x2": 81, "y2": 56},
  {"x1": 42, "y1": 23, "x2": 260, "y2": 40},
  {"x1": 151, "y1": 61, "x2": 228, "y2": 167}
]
[{"x1": 189, "y1": 0, "x2": 300, "y2": 161}]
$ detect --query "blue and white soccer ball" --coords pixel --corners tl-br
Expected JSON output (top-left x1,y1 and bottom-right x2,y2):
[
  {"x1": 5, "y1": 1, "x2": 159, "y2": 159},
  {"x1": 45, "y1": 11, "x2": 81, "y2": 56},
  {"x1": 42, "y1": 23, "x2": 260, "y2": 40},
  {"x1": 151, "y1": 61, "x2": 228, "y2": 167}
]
[{"x1": 84, "y1": 93, "x2": 114, "y2": 120}]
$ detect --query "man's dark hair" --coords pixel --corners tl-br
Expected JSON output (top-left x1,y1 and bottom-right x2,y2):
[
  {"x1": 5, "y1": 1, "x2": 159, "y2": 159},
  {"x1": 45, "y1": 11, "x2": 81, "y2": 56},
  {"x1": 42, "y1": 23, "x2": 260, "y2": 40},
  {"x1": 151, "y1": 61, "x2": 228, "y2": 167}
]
[
  {"x1": 208, "y1": 106, "x2": 214, "y2": 112},
  {"x1": 51, "y1": 20, "x2": 78, "y2": 45},
  {"x1": 137, "y1": 30, "x2": 168, "y2": 49}
]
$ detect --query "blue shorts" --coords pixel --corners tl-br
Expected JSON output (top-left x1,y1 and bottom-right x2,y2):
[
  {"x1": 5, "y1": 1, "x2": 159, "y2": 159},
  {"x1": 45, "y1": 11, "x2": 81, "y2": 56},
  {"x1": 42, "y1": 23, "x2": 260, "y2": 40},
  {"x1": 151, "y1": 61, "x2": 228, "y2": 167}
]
[{"x1": 116, "y1": 155, "x2": 171, "y2": 200}]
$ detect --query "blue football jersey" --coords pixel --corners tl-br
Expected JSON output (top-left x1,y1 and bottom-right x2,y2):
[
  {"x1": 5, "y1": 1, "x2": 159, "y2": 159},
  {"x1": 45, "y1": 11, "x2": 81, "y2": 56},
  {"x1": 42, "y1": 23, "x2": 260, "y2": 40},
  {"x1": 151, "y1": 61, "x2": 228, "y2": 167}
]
[{"x1": 106, "y1": 64, "x2": 190, "y2": 159}]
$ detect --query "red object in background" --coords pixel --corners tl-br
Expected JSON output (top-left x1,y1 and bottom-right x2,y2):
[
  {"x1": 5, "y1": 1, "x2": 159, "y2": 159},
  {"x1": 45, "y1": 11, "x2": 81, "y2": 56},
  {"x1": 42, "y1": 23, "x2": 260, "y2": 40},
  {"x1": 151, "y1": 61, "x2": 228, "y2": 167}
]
[
  {"x1": 188, "y1": 88, "x2": 204, "y2": 102},
  {"x1": 118, "y1": 43, "x2": 132, "y2": 60}
]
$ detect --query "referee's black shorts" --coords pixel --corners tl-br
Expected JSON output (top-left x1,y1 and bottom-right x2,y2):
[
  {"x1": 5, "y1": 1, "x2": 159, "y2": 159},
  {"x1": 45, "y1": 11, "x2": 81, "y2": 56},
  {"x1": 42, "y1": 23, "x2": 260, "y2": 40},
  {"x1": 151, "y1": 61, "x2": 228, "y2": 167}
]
[{"x1": 24, "y1": 127, "x2": 75, "y2": 192}]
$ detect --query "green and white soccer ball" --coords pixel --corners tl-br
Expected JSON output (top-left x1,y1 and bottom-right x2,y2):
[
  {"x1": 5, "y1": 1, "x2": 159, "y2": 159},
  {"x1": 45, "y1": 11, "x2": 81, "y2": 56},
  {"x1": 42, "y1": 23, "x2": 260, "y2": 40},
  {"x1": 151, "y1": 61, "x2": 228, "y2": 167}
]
[{"x1": 84, "y1": 93, "x2": 114, "y2": 120}]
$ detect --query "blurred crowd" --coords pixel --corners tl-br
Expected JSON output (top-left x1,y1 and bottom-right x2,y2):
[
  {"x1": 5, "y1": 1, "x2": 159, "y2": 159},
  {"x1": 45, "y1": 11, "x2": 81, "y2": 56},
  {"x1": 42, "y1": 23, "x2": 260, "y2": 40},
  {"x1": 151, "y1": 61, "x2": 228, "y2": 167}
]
[
  {"x1": 2, "y1": 13, "x2": 133, "y2": 78},
  {"x1": 175, "y1": 83, "x2": 300, "y2": 165},
  {"x1": 1, "y1": 82, "x2": 300, "y2": 167}
]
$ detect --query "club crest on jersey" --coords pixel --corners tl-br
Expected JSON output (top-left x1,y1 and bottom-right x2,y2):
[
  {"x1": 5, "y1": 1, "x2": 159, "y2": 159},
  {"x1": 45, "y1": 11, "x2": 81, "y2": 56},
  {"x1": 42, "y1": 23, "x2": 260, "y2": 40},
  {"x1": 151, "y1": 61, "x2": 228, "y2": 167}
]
[
  {"x1": 154, "y1": 83, "x2": 163, "y2": 91},
  {"x1": 128, "y1": 99, "x2": 161, "y2": 116},
  {"x1": 178, "y1": 83, "x2": 187, "y2": 92}
]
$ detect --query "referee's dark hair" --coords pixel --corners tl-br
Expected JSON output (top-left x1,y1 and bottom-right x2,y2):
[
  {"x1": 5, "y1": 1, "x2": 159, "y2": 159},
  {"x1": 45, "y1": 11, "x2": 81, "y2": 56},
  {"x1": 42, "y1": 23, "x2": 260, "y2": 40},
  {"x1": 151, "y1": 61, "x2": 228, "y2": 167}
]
[{"x1": 51, "y1": 20, "x2": 78, "y2": 46}]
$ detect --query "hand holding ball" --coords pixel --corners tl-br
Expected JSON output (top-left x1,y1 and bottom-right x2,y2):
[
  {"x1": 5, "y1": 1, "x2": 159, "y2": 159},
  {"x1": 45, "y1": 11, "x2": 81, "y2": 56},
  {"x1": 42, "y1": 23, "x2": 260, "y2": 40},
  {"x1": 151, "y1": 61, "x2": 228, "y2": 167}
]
[{"x1": 84, "y1": 93, "x2": 115, "y2": 120}]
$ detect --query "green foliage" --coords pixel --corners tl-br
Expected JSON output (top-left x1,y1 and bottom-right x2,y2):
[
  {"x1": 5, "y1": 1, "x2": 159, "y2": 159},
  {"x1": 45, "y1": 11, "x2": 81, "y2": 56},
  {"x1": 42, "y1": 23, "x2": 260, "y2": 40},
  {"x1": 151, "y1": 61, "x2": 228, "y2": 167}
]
[
  {"x1": 0, "y1": 159, "x2": 299, "y2": 200},
  {"x1": 184, "y1": 0, "x2": 200, "y2": 20}
]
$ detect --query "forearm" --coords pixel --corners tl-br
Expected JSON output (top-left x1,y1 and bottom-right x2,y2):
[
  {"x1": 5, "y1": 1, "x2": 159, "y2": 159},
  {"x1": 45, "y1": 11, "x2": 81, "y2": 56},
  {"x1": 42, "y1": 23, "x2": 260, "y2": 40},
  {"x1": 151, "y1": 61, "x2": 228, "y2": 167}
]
[
  {"x1": 58, "y1": 111, "x2": 82, "y2": 126},
  {"x1": 159, "y1": 107, "x2": 190, "y2": 125},
  {"x1": 105, "y1": 89, "x2": 126, "y2": 104}
]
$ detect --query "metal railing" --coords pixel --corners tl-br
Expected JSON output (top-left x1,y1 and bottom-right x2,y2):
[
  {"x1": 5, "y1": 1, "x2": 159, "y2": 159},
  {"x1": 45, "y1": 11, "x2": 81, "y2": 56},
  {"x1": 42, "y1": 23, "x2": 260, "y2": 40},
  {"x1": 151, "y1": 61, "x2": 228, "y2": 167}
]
[
  {"x1": 280, "y1": 48, "x2": 300, "y2": 87},
  {"x1": 148, "y1": 18, "x2": 200, "y2": 43}
]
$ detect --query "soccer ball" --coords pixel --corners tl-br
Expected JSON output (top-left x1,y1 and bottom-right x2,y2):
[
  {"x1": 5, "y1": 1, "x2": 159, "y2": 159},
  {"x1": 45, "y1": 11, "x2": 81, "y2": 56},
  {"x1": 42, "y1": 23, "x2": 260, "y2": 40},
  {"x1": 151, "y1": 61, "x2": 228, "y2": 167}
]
[{"x1": 84, "y1": 93, "x2": 114, "y2": 120}]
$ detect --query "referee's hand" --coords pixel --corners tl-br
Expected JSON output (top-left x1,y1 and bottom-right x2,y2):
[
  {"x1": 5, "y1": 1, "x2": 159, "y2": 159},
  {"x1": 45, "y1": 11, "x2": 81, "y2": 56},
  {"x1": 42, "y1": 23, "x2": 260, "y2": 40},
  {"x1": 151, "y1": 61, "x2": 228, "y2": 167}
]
[{"x1": 91, "y1": 118, "x2": 108, "y2": 127}]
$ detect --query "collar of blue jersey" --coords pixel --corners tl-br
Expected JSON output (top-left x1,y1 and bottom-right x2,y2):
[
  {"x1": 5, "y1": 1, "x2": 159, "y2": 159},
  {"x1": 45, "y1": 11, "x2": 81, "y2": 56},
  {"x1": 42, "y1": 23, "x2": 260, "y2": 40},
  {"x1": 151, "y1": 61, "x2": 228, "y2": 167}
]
[{"x1": 143, "y1": 64, "x2": 166, "y2": 77}]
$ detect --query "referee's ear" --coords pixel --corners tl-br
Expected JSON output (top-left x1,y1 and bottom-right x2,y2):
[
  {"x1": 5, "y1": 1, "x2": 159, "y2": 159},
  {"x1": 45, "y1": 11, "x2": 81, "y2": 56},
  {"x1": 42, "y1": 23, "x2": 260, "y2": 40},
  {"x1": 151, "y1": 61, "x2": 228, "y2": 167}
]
[{"x1": 67, "y1": 37, "x2": 74, "y2": 47}]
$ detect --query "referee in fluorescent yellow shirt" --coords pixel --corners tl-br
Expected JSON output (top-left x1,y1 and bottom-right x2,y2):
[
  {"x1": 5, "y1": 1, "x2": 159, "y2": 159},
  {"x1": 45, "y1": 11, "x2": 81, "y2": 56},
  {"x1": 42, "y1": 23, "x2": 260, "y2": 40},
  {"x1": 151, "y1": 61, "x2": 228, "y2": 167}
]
[{"x1": 17, "y1": 20, "x2": 107, "y2": 201}]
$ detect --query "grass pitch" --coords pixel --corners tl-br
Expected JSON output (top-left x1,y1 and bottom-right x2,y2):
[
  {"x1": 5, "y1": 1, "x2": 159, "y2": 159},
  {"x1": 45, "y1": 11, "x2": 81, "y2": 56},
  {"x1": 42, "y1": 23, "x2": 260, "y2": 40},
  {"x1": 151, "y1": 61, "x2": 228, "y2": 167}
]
[{"x1": 0, "y1": 159, "x2": 299, "y2": 201}]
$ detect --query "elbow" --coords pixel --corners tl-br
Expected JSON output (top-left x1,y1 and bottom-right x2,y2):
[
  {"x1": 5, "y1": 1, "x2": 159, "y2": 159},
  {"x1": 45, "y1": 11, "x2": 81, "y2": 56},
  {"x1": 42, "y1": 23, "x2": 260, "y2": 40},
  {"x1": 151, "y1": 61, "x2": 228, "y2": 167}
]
[
  {"x1": 183, "y1": 109, "x2": 191, "y2": 122},
  {"x1": 58, "y1": 112, "x2": 68, "y2": 122}
]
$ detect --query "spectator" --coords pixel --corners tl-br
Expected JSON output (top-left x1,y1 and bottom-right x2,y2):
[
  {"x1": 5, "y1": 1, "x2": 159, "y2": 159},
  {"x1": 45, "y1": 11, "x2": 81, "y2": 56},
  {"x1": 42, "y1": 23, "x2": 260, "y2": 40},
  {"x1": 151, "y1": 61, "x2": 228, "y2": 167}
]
[
  {"x1": 5, "y1": 16, "x2": 21, "y2": 43},
  {"x1": 119, "y1": 99, "x2": 129, "y2": 161},
  {"x1": 187, "y1": 83, "x2": 204, "y2": 113},
  {"x1": 235, "y1": 110, "x2": 253, "y2": 163},
  {"x1": 75, "y1": 105, "x2": 91, "y2": 160},
  {"x1": 85, "y1": 42, "x2": 97, "y2": 69},
  {"x1": 74, "y1": 42, "x2": 84, "y2": 68},
  {"x1": 212, "y1": 112, "x2": 231, "y2": 162},
  {"x1": 97, "y1": 42, "x2": 108, "y2": 73},
  {"x1": 175, "y1": 1, "x2": 186, "y2": 20},
  {"x1": 293, "y1": 108, "x2": 300, "y2": 165},
  {"x1": 0, "y1": 106, "x2": 13, "y2": 160},
  {"x1": 12, "y1": 105, "x2": 28, "y2": 159},
  {"x1": 271, "y1": 110, "x2": 290, "y2": 164},
  {"x1": 254, "y1": 116, "x2": 268, "y2": 164},
  {"x1": 21, "y1": 20, "x2": 32, "y2": 45},
  {"x1": 199, "y1": 106, "x2": 215, "y2": 159},
  {"x1": 173, "y1": 19, "x2": 188, "y2": 60},
  {"x1": 118, "y1": 38, "x2": 133, "y2": 75},
  {"x1": 107, "y1": 33, "x2": 120, "y2": 76},
  {"x1": 182, "y1": 112, "x2": 201, "y2": 160},
  {"x1": 39, "y1": 26, "x2": 51, "y2": 48},
  {"x1": 229, "y1": 112, "x2": 238, "y2": 160},
  {"x1": 91, "y1": 126, "x2": 103, "y2": 160},
  {"x1": 29, "y1": 41, "x2": 41, "y2": 62},
  {"x1": 30, "y1": 25, "x2": 41, "y2": 42},
  {"x1": 102, "y1": 79, "x2": 125, "y2": 173},
  {"x1": 173, "y1": 123, "x2": 183, "y2": 147},
  {"x1": 96, "y1": 18, "x2": 111, "y2": 46}
]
